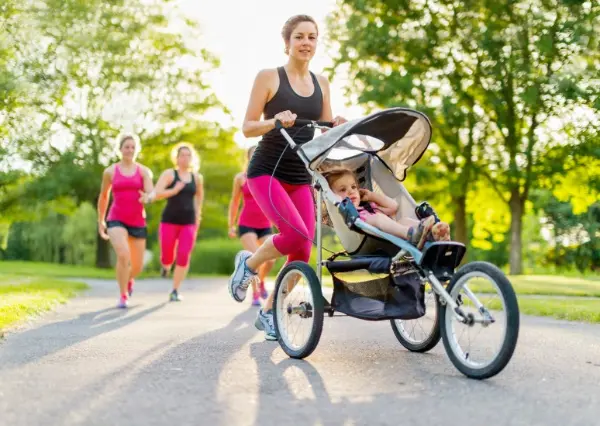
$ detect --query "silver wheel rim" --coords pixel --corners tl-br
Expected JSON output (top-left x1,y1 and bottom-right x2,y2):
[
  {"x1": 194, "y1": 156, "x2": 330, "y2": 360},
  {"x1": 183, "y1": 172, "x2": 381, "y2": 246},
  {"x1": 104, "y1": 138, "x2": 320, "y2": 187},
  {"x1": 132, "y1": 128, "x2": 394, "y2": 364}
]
[
  {"x1": 393, "y1": 284, "x2": 438, "y2": 345},
  {"x1": 444, "y1": 271, "x2": 508, "y2": 370},
  {"x1": 276, "y1": 269, "x2": 316, "y2": 352}
]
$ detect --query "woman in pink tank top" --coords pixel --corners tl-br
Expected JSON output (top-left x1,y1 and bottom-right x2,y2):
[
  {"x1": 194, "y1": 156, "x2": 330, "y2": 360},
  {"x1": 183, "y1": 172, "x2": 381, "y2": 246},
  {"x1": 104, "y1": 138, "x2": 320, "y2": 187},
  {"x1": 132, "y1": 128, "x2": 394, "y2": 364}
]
[
  {"x1": 97, "y1": 134, "x2": 154, "y2": 309},
  {"x1": 227, "y1": 146, "x2": 275, "y2": 306}
]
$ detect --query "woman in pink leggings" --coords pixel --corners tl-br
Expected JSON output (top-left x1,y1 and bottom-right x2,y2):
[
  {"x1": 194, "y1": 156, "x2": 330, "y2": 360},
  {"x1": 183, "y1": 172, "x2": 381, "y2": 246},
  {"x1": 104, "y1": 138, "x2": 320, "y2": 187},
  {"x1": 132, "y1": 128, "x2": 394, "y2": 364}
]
[
  {"x1": 142, "y1": 142, "x2": 203, "y2": 302},
  {"x1": 97, "y1": 134, "x2": 154, "y2": 308},
  {"x1": 228, "y1": 14, "x2": 347, "y2": 340},
  {"x1": 227, "y1": 146, "x2": 276, "y2": 306}
]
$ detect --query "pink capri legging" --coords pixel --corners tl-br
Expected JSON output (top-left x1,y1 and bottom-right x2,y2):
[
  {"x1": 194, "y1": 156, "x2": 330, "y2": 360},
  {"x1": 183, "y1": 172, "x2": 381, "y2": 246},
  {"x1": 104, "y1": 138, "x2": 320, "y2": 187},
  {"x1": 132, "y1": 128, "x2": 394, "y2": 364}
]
[
  {"x1": 159, "y1": 223, "x2": 198, "y2": 267},
  {"x1": 246, "y1": 175, "x2": 315, "y2": 264}
]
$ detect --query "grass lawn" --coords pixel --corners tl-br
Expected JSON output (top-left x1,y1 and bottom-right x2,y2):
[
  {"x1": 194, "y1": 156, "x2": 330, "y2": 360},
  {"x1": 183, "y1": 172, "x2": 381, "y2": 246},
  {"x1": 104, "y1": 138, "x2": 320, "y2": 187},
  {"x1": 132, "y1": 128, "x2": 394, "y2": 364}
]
[
  {"x1": 0, "y1": 275, "x2": 88, "y2": 333},
  {"x1": 484, "y1": 297, "x2": 600, "y2": 324},
  {"x1": 321, "y1": 272, "x2": 600, "y2": 298},
  {"x1": 320, "y1": 271, "x2": 600, "y2": 324},
  {"x1": 1, "y1": 261, "x2": 598, "y2": 328},
  {"x1": 0, "y1": 261, "x2": 116, "y2": 279},
  {"x1": 0, "y1": 260, "x2": 227, "y2": 280},
  {"x1": 0, "y1": 260, "x2": 174, "y2": 280}
]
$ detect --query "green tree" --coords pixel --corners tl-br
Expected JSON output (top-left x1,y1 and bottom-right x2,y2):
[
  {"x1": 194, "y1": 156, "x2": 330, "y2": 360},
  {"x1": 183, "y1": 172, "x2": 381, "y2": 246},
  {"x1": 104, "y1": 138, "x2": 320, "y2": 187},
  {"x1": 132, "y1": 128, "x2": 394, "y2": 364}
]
[
  {"x1": 327, "y1": 0, "x2": 600, "y2": 273},
  {"x1": 2, "y1": 0, "x2": 227, "y2": 267}
]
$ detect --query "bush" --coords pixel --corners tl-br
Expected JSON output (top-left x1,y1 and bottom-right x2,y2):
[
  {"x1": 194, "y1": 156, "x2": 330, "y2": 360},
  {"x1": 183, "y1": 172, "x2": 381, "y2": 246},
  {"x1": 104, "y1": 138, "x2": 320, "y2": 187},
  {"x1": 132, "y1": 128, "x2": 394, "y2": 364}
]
[
  {"x1": 148, "y1": 238, "x2": 243, "y2": 275},
  {"x1": 147, "y1": 234, "x2": 344, "y2": 277},
  {"x1": 62, "y1": 203, "x2": 97, "y2": 266}
]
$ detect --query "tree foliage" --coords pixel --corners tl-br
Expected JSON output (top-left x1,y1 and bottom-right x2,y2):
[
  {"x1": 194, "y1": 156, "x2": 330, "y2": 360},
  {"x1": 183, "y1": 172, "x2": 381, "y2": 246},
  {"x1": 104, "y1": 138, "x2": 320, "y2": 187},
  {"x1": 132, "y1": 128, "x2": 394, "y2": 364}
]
[{"x1": 327, "y1": 0, "x2": 600, "y2": 273}]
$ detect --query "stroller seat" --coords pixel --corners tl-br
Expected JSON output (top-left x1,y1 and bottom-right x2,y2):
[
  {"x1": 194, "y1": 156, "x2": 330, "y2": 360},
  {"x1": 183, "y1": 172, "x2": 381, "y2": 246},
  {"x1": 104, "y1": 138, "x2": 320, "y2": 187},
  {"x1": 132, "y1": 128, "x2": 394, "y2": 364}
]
[{"x1": 318, "y1": 153, "x2": 420, "y2": 257}]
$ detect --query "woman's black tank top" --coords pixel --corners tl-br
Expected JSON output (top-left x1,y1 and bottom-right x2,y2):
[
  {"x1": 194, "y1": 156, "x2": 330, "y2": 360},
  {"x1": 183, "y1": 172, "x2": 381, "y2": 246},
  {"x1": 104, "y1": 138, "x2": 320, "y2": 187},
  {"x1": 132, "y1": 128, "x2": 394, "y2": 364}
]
[
  {"x1": 246, "y1": 66, "x2": 323, "y2": 185},
  {"x1": 161, "y1": 170, "x2": 197, "y2": 225}
]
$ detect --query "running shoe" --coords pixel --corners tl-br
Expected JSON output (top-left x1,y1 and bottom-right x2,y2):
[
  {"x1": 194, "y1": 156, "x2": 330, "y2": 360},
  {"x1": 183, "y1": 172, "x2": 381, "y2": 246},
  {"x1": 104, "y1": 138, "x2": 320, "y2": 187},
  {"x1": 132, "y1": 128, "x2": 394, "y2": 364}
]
[
  {"x1": 169, "y1": 289, "x2": 182, "y2": 302},
  {"x1": 255, "y1": 309, "x2": 277, "y2": 341},
  {"x1": 117, "y1": 295, "x2": 128, "y2": 309},
  {"x1": 228, "y1": 250, "x2": 258, "y2": 302},
  {"x1": 259, "y1": 281, "x2": 268, "y2": 299},
  {"x1": 127, "y1": 279, "x2": 134, "y2": 297}
]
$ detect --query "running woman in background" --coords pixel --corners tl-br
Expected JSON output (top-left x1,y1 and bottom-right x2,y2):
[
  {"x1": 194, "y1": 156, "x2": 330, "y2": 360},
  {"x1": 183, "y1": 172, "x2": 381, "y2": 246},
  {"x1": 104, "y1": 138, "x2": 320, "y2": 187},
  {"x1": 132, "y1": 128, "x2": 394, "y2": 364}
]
[
  {"x1": 141, "y1": 142, "x2": 203, "y2": 302},
  {"x1": 227, "y1": 145, "x2": 275, "y2": 306},
  {"x1": 97, "y1": 134, "x2": 154, "y2": 309}
]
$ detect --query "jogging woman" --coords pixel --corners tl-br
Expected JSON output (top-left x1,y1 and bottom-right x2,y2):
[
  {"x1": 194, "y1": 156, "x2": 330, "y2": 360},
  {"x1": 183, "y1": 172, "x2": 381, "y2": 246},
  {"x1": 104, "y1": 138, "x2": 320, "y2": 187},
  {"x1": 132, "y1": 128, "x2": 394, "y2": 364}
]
[
  {"x1": 227, "y1": 146, "x2": 275, "y2": 306},
  {"x1": 228, "y1": 14, "x2": 347, "y2": 340},
  {"x1": 141, "y1": 142, "x2": 203, "y2": 302},
  {"x1": 97, "y1": 134, "x2": 154, "y2": 308}
]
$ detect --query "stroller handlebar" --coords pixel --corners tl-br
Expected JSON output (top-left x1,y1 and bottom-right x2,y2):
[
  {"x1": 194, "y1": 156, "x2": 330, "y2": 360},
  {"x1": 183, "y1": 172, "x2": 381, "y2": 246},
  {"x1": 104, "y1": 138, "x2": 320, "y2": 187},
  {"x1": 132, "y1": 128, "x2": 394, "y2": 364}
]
[
  {"x1": 274, "y1": 119, "x2": 334, "y2": 130},
  {"x1": 275, "y1": 118, "x2": 334, "y2": 151}
]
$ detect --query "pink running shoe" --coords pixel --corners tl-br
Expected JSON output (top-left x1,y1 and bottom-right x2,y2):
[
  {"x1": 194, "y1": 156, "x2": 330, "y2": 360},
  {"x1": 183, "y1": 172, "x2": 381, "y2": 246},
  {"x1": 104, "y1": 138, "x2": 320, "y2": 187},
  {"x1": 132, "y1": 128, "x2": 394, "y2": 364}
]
[
  {"x1": 259, "y1": 281, "x2": 268, "y2": 299},
  {"x1": 251, "y1": 291, "x2": 261, "y2": 306},
  {"x1": 117, "y1": 294, "x2": 129, "y2": 309}
]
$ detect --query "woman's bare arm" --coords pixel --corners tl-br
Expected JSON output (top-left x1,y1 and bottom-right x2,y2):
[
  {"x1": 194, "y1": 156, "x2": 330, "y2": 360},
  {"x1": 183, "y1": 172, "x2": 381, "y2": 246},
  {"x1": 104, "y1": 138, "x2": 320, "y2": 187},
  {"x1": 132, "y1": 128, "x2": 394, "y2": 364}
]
[
  {"x1": 242, "y1": 69, "x2": 278, "y2": 137},
  {"x1": 194, "y1": 173, "x2": 204, "y2": 226},
  {"x1": 140, "y1": 165, "x2": 154, "y2": 194},
  {"x1": 228, "y1": 174, "x2": 243, "y2": 234},
  {"x1": 141, "y1": 169, "x2": 183, "y2": 203},
  {"x1": 97, "y1": 167, "x2": 113, "y2": 239},
  {"x1": 317, "y1": 74, "x2": 347, "y2": 129}
]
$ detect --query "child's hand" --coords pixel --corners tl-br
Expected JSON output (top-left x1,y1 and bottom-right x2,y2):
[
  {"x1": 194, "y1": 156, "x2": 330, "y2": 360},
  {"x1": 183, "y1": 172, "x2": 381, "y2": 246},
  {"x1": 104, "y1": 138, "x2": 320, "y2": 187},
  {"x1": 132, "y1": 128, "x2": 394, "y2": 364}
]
[{"x1": 359, "y1": 188, "x2": 372, "y2": 201}]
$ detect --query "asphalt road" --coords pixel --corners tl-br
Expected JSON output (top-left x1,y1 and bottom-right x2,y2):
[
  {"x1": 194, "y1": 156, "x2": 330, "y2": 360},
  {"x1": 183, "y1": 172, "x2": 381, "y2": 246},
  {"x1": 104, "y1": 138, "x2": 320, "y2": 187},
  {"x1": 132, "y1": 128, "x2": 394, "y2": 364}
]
[{"x1": 1, "y1": 277, "x2": 599, "y2": 426}]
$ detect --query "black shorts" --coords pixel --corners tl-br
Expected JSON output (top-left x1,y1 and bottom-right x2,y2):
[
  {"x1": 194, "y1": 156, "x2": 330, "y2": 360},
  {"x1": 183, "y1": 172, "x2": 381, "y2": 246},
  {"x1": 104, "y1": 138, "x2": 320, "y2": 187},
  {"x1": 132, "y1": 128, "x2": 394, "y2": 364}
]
[
  {"x1": 107, "y1": 220, "x2": 147, "y2": 239},
  {"x1": 238, "y1": 225, "x2": 272, "y2": 239}
]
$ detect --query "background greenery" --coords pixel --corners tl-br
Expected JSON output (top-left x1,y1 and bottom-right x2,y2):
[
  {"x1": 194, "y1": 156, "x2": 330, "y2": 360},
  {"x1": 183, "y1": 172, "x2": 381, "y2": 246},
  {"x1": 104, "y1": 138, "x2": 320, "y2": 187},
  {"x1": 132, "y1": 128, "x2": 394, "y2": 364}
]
[{"x1": 1, "y1": 0, "x2": 598, "y2": 280}]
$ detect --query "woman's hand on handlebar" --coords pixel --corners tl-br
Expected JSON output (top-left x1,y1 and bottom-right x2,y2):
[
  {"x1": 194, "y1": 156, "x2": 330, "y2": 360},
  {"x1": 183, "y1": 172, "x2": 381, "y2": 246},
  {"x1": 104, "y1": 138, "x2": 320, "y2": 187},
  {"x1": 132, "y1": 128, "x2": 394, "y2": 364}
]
[
  {"x1": 273, "y1": 110, "x2": 297, "y2": 128},
  {"x1": 332, "y1": 116, "x2": 348, "y2": 127}
]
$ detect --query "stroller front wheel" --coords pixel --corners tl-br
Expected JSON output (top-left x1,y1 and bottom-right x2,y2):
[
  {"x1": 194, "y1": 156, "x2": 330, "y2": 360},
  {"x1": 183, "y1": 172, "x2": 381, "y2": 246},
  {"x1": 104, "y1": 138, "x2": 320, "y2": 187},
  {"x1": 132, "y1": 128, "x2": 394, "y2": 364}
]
[
  {"x1": 439, "y1": 261, "x2": 520, "y2": 379},
  {"x1": 273, "y1": 261, "x2": 325, "y2": 359}
]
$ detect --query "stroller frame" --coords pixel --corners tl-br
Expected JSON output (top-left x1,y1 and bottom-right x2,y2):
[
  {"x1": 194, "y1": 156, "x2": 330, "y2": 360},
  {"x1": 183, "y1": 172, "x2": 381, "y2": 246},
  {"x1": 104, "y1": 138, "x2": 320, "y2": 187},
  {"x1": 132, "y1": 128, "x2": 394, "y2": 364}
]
[
  {"x1": 278, "y1": 111, "x2": 472, "y2": 325},
  {"x1": 271, "y1": 107, "x2": 520, "y2": 380}
]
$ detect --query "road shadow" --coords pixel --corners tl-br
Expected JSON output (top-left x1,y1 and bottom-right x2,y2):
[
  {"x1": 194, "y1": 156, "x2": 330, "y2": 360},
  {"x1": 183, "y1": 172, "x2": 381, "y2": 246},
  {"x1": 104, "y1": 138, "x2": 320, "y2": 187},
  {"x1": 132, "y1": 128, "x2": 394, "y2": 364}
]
[
  {"x1": 0, "y1": 302, "x2": 167, "y2": 371},
  {"x1": 248, "y1": 342, "x2": 436, "y2": 426},
  {"x1": 59, "y1": 306, "x2": 261, "y2": 425}
]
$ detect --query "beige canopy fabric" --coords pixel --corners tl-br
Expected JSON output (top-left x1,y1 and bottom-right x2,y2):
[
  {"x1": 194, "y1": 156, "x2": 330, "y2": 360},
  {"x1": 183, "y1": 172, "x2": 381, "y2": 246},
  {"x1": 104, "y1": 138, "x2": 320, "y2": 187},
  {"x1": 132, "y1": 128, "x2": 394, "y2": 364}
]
[{"x1": 300, "y1": 107, "x2": 432, "y2": 181}]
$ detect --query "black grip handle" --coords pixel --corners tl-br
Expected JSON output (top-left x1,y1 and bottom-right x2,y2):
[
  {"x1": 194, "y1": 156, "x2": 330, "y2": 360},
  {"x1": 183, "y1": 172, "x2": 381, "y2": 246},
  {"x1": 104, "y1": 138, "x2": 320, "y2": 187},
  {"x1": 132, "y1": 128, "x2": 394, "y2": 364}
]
[
  {"x1": 275, "y1": 119, "x2": 334, "y2": 129},
  {"x1": 295, "y1": 119, "x2": 334, "y2": 127}
]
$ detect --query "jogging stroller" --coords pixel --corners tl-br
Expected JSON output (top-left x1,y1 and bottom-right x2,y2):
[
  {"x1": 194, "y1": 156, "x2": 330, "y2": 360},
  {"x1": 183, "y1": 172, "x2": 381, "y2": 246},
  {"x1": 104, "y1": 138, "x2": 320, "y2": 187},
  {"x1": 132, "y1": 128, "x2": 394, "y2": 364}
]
[{"x1": 271, "y1": 107, "x2": 520, "y2": 380}]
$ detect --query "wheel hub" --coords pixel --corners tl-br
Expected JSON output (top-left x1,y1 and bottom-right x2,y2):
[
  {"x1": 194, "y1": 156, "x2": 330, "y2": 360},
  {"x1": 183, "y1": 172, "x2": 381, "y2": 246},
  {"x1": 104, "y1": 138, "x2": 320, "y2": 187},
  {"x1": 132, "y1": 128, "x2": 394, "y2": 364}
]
[{"x1": 286, "y1": 301, "x2": 313, "y2": 318}]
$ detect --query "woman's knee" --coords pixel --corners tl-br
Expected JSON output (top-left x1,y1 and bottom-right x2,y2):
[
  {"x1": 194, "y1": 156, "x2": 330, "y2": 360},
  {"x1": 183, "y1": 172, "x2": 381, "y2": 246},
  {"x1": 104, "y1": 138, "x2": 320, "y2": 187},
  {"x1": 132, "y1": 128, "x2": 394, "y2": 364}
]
[
  {"x1": 175, "y1": 249, "x2": 193, "y2": 267},
  {"x1": 161, "y1": 248, "x2": 175, "y2": 266},
  {"x1": 285, "y1": 238, "x2": 313, "y2": 263},
  {"x1": 130, "y1": 263, "x2": 143, "y2": 276},
  {"x1": 274, "y1": 225, "x2": 310, "y2": 255},
  {"x1": 115, "y1": 249, "x2": 130, "y2": 264}
]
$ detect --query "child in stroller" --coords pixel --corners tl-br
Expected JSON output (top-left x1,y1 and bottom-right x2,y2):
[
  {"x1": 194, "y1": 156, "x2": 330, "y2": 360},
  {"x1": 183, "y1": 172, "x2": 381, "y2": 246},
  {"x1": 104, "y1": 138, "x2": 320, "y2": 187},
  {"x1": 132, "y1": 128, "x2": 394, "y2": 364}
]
[{"x1": 323, "y1": 167, "x2": 451, "y2": 249}]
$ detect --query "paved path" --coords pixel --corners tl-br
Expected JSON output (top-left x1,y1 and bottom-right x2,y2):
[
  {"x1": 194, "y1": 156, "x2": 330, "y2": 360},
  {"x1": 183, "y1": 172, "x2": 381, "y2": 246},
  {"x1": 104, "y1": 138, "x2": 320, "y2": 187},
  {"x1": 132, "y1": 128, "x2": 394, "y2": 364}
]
[{"x1": 1, "y1": 277, "x2": 599, "y2": 426}]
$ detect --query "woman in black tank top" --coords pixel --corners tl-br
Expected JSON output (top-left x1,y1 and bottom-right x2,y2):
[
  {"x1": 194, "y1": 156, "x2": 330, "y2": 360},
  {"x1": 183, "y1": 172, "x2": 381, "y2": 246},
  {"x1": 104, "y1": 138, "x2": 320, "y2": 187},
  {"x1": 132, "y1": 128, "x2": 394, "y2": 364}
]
[
  {"x1": 142, "y1": 143, "x2": 204, "y2": 302},
  {"x1": 227, "y1": 15, "x2": 348, "y2": 341}
]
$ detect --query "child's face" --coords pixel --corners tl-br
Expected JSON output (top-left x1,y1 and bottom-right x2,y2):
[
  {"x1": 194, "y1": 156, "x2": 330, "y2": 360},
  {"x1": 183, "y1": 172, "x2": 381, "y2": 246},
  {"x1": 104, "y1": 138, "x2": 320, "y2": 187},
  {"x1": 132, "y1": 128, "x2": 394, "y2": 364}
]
[{"x1": 331, "y1": 174, "x2": 360, "y2": 207}]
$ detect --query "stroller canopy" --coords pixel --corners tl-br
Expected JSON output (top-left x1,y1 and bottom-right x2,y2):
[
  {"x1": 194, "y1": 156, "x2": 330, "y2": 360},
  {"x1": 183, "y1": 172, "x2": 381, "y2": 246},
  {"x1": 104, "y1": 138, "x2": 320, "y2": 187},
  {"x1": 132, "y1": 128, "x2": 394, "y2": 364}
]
[{"x1": 301, "y1": 108, "x2": 432, "y2": 181}]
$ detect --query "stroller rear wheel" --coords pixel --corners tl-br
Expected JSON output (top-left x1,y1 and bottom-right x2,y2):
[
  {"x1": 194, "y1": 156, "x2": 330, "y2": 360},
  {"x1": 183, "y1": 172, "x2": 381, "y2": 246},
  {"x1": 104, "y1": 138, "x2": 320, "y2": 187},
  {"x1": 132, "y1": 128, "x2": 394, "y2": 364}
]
[
  {"x1": 439, "y1": 261, "x2": 520, "y2": 379},
  {"x1": 273, "y1": 261, "x2": 325, "y2": 359},
  {"x1": 391, "y1": 282, "x2": 441, "y2": 352}
]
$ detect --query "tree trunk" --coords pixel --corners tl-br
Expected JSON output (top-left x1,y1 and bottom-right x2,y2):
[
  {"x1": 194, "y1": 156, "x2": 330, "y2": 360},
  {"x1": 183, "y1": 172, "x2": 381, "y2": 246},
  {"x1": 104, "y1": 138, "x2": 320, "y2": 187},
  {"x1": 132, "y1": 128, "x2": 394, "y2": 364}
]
[
  {"x1": 95, "y1": 232, "x2": 111, "y2": 268},
  {"x1": 509, "y1": 189, "x2": 524, "y2": 275},
  {"x1": 453, "y1": 195, "x2": 468, "y2": 245}
]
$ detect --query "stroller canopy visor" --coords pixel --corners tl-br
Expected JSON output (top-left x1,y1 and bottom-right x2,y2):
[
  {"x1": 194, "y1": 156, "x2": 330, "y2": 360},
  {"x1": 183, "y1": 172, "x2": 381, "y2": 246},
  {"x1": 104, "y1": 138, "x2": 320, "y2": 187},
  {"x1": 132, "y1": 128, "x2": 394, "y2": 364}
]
[{"x1": 301, "y1": 108, "x2": 432, "y2": 181}]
